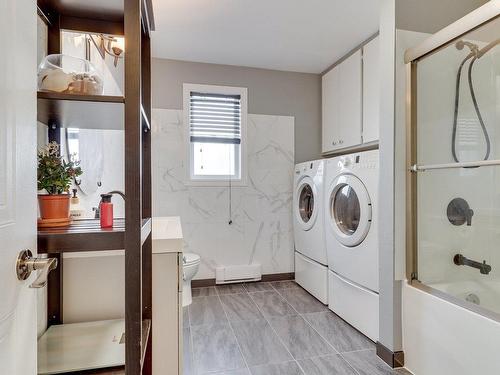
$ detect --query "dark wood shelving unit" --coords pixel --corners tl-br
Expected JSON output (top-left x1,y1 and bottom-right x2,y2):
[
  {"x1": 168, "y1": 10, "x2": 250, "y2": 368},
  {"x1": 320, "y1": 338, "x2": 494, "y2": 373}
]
[
  {"x1": 37, "y1": 91, "x2": 125, "y2": 130},
  {"x1": 37, "y1": 1, "x2": 154, "y2": 374},
  {"x1": 38, "y1": 218, "x2": 152, "y2": 253}
]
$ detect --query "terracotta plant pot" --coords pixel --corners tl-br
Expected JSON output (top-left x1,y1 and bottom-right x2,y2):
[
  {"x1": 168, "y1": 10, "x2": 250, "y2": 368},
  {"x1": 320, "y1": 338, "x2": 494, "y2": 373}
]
[{"x1": 38, "y1": 194, "x2": 70, "y2": 220}]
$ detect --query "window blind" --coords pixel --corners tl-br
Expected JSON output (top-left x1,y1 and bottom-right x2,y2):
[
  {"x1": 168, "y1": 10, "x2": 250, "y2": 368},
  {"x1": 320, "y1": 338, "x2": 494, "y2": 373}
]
[{"x1": 189, "y1": 91, "x2": 241, "y2": 145}]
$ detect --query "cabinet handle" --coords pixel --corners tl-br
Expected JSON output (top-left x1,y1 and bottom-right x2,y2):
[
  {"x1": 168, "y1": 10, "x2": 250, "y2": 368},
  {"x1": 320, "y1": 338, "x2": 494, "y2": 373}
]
[
  {"x1": 339, "y1": 140, "x2": 344, "y2": 144},
  {"x1": 332, "y1": 141, "x2": 337, "y2": 145}
]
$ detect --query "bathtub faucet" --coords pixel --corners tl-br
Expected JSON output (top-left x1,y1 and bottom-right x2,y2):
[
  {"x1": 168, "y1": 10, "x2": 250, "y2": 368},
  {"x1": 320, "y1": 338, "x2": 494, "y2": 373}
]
[{"x1": 453, "y1": 254, "x2": 491, "y2": 275}]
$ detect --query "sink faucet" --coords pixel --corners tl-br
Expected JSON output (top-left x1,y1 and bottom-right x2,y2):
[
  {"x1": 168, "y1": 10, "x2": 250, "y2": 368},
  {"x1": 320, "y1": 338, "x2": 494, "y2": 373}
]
[
  {"x1": 107, "y1": 190, "x2": 126, "y2": 200},
  {"x1": 453, "y1": 254, "x2": 492, "y2": 275}
]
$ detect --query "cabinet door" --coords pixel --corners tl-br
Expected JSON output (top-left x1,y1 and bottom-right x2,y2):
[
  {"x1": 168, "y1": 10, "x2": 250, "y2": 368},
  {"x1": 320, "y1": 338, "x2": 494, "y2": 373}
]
[
  {"x1": 362, "y1": 36, "x2": 380, "y2": 143},
  {"x1": 322, "y1": 66, "x2": 341, "y2": 153},
  {"x1": 338, "y1": 50, "x2": 362, "y2": 149},
  {"x1": 153, "y1": 252, "x2": 180, "y2": 375}
]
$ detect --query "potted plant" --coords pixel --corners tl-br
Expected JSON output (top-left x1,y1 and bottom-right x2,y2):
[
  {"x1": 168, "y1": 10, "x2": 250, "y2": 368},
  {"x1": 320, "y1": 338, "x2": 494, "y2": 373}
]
[{"x1": 37, "y1": 142, "x2": 82, "y2": 224}]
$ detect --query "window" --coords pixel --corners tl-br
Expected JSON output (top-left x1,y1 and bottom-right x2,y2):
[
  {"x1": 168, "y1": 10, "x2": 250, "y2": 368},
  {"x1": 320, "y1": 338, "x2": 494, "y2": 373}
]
[{"x1": 184, "y1": 84, "x2": 247, "y2": 185}]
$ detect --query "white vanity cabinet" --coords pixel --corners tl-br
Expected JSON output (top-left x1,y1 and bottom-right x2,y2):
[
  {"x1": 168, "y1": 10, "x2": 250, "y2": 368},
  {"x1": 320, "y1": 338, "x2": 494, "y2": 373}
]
[
  {"x1": 322, "y1": 50, "x2": 362, "y2": 153},
  {"x1": 152, "y1": 217, "x2": 184, "y2": 375},
  {"x1": 362, "y1": 35, "x2": 380, "y2": 144}
]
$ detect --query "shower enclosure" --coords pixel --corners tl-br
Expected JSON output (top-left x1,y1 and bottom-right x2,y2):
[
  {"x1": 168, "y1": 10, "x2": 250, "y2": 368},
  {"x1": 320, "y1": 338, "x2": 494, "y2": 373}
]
[{"x1": 406, "y1": 4, "x2": 500, "y2": 321}]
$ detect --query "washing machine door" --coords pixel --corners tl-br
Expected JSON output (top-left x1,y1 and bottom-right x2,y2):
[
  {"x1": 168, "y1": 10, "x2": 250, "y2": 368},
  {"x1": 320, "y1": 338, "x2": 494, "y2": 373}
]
[
  {"x1": 294, "y1": 176, "x2": 318, "y2": 231},
  {"x1": 328, "y1": 174, "x2": 371, "y2": 247}
]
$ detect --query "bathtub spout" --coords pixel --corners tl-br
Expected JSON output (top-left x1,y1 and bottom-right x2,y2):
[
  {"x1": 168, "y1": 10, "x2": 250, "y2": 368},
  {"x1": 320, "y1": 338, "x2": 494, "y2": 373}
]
[{"x1": 453, "y1": 254, "x2": 492, "y2": 275}]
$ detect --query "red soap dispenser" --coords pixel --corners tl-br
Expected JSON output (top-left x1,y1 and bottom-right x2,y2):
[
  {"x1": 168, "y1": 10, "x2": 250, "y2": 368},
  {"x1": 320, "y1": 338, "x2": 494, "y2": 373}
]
[{"x1": 100, "y1": 194, "x2": 113, "y2": 228}]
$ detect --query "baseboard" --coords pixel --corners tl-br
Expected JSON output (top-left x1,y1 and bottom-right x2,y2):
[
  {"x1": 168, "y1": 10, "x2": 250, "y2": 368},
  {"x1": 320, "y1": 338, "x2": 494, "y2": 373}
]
[
  {"x1": 376, "y1": 342, "x2": 404, "y2": 368},
  {"x1": 192, "y1": 272, "x2": 295, "y2": 288}
]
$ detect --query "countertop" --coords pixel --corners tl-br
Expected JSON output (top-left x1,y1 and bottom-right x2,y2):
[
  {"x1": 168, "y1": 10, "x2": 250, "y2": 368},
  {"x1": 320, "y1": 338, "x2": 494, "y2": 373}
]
[
  {"x1": 63, "y1": 216, "x2": 183, "y2": 258},
  {"x1": 152, "y1": 216, "x2": 184, "y2": 254}
]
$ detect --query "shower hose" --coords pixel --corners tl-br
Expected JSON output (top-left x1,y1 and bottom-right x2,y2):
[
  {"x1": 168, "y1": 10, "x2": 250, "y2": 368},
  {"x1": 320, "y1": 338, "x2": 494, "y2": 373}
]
[{"x1": 452, "y1": 54, "x2": 491, "y2": 163}]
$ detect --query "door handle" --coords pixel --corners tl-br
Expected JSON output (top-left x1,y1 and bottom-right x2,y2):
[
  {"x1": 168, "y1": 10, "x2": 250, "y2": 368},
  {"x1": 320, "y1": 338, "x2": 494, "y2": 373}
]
[{"x1": 16, "y1": 250, "x2": 58, "y2": 288}]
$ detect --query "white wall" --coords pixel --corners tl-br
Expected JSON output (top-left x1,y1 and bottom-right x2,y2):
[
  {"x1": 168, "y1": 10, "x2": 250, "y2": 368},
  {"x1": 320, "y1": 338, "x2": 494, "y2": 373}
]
[{"x1": 152, "y1": 109, "x2": 295, "y2": 279}]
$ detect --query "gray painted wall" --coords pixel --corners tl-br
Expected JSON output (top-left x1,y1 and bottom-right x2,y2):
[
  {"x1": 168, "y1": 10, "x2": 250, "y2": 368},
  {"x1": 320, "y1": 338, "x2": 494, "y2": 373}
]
[
  {"x1": 152, "y1": 58, "x2": 322, "y2": 163},
  {"x1": 396, "y1": 0, "x2": 489, "y2": 33}
]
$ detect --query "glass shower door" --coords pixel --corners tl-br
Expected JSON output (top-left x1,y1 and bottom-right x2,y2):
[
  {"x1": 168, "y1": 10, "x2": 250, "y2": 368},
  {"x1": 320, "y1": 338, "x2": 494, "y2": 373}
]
[{"x1": 408, "y1": 15, "x2": 500, "y2": 318}]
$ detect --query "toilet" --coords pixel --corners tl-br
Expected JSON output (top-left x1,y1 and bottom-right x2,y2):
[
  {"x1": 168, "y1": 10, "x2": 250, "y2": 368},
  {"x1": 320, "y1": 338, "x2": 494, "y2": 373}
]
[{"x1": 183, "y1": 253, "x2": 201, "y2": 306}]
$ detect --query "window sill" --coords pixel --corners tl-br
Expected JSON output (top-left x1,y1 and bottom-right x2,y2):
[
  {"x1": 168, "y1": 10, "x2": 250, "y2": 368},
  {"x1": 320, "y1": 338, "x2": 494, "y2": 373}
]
[{"x1": 184, "y1": 178, "x2": 247, "y2": 188}]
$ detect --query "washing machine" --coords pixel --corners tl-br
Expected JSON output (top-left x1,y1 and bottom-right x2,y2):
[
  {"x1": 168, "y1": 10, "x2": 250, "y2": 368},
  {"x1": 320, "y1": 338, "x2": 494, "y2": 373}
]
[
  {"x1": 324, "y1": 150, "x2": 379, "y2": 341},
  {"x1": 293, "y1": 159, "x2": 328, "y2": 303}
]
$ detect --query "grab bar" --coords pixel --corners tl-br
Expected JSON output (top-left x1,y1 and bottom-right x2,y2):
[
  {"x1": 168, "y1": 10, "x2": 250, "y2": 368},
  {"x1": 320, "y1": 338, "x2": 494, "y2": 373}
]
[{"x1": 410, "y1": 159, "x2": 500, "y2": 172}]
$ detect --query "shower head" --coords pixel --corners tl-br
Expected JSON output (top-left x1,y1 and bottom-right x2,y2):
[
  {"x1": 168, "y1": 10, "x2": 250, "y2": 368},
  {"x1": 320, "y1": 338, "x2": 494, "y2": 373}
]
[{"x1": 455, "y1": 40, "x2": 480, "y2": 57}]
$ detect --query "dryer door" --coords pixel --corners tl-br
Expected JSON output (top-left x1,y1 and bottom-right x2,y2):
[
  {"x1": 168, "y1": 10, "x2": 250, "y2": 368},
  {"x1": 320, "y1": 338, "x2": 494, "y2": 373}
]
[
  {"x1": 295, "y1": 176, "x2": 318, "y2": 231},
  {"x1": 328, "y1": 174, "x2": 371, "y2": 247}
]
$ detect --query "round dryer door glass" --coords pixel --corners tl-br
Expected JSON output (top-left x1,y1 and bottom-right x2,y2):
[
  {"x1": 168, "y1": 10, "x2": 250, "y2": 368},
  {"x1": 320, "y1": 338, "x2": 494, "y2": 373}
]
[
  {"x1": 328, "y1": 174, "x2": 371, "y2": 247},
  {"x1": 332, "y1": 184, "x2": 360, "y2": 235},
  {"x1": 298, "y1": 184, "x2": 314, "y2": 223}
]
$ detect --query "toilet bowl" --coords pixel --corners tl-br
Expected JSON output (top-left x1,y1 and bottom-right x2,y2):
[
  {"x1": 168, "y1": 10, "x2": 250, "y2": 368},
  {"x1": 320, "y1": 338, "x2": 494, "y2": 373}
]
[{"x1": 183, "y1": 253, "x2": 201, "y2": 306}]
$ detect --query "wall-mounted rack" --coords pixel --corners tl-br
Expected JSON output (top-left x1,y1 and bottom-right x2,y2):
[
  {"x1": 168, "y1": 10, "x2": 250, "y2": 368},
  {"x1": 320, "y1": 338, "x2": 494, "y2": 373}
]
[{"x1": 37, "y1": 0, "x2": 154, "y2": 374}]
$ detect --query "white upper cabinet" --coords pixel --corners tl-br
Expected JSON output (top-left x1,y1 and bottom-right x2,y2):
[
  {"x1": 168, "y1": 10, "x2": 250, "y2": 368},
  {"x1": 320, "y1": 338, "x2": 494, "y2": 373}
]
[
  {"x1": 338, "y1": 50, "x2": 362, "y2": 149},
  {"x1": 362, "y1": 35, "x2": 380, "y2": 143},
  {"x1": 322, "y1": 50, "x2": 362, "y2": 153},
  {"x1": 322, "y1": 65, "x2": 340, "y2": 153},
  {"x1": 322, "y1": 36, "x2": 380, "y2": 154}
]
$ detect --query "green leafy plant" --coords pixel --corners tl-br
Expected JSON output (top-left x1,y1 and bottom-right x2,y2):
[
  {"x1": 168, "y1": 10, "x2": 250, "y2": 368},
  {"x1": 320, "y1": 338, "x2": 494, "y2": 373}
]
[{"x1": 37, "y1": 142, "x2": 83, "y2": 195}]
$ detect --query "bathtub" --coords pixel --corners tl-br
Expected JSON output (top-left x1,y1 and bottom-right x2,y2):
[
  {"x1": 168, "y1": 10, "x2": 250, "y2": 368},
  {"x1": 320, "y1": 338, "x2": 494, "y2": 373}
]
[
  {"x1": 429, "y1": 279, "x2": 500, "y2": 315},
  {"x1": 403, "y1": 282, "x2": 500, "y2": 375}
]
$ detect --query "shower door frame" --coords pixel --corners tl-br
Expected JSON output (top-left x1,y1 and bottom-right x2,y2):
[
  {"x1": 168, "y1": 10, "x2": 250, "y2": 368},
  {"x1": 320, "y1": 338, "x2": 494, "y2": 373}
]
[{"x1": 405, "y1": 1, "x2": 500, "y2": 322}]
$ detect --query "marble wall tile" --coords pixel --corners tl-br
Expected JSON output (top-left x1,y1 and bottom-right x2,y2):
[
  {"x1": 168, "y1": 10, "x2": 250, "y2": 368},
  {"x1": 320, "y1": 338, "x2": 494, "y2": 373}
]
[{"x1": 152, "y1": 109, "x2": 295, "y2": 279}]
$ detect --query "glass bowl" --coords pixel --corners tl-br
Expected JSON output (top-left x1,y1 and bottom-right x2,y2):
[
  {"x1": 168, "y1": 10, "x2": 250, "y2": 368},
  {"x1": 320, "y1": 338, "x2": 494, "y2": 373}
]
[{"x1": 38, "y1": 54, "x2": 104, "y2": 95}]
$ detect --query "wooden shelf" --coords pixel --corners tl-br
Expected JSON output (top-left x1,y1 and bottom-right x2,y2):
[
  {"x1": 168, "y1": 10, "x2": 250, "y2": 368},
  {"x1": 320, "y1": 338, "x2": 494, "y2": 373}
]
[
  {"x1": 38, "y1": 0, "x2": 125, "y2": 22},
  {"x1": 78, "y1": 367, "x2": 125, "y2": 374},
  {"x1": 38, "y1": 218, "x2": 125, "y2": 253},
  {"x1": 38, "y1": 319, "x2": 126, "y2": 375},
  {"x1": 37, "y1": 319, "x2": 151, "y2": 374},
  {"x1": 38, "y1": 218, "x2": 152, "y2": 253},
  {"x1": 38, "y1": 0, "x2": 155, "y2": 31},
  {"x1": 37, "y1": 1, "x2": 155, "y2": 373},
  {"x1": 37, "y1": 91, "x2": 124, "y2": 130}
]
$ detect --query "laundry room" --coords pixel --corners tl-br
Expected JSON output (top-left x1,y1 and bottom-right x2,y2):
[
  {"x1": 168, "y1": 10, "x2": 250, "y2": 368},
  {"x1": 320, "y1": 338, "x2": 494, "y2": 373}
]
[{"x1": 8, "y1": 0, "x2": 500, "y2": 374}]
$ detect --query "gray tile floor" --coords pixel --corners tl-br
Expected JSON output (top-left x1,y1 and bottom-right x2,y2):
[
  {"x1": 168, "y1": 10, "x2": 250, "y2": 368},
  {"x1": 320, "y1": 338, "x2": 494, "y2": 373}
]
[{"x1": 184, "y1": 281, "x2": 411, "y2": 375}]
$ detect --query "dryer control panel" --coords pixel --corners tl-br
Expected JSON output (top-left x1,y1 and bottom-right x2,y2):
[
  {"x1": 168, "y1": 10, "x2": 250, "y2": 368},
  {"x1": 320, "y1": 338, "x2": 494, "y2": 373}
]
[{"x1": 338, "y1": 152, "x2": 378, "y2": 171}]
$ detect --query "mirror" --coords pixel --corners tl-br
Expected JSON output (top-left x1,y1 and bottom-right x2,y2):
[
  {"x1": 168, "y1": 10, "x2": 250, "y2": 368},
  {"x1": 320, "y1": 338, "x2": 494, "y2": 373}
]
[{"x1": 65, "y1": 128, "x2": 104, "y2": 195}]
